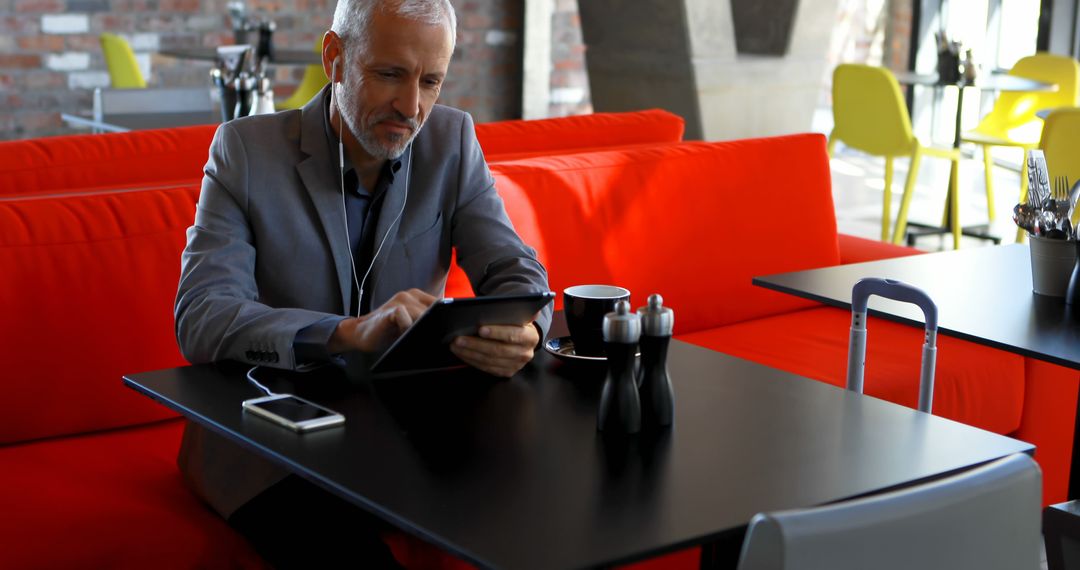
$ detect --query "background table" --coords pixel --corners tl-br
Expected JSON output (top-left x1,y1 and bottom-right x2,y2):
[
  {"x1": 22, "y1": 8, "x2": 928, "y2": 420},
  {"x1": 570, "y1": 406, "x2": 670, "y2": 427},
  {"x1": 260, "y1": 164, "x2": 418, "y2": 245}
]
[
  {"x1": 124, "y1": 316, "x2": 1031, "y2": 569},
  {"x1": 754, "y1": 244, "x2": 1080, "y2": 367},
  {"x1": 61, "y1": 110, "x2": 217, "y2": 133},
  {"x1": 159, "y1": 47, "x2": 320, "y2": 66},
  {"x1": 754, "y1": 244, "x2": 1080, "y2": 495},
  {"x1": 893, "y1": 72, "x2": 1056, "y2": 246},
  {"x1": 60, "y1": 86, "x2": 219, "y2": 133}
]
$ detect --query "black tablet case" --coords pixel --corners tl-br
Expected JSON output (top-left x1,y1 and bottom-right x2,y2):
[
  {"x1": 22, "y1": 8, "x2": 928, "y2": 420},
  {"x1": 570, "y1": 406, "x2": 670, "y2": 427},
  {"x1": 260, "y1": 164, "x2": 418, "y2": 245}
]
[{"x1": 370, "y1": 292, "x2": 555, "y2": 374}]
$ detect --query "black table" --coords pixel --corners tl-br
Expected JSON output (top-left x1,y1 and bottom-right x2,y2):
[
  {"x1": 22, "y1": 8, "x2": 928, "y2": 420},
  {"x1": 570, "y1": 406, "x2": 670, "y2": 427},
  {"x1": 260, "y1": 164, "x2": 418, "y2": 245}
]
[
  {"x1": 124, "y1": 316, "x2": 1031, "y2": 569},
  {"x1": 754, "y1": 244, "x2": 1080, "y2": 369},
  {"x1": 159, "y1": 47, "x2": 320, "y2": 66},
  {"x1": 754, "y1": 244, "x2": 1080, "y2": 493},
  {"x1": 893, "y1": 72, "x2": 1055, "y2": 247}
]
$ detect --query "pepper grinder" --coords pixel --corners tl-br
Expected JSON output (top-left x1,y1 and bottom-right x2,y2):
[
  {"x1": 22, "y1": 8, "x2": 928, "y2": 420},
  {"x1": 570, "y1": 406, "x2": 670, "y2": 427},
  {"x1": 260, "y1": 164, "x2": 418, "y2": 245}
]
[
  {"x1": 597, "y1": 300, "x2": 641, "y2": 434},
  {"x1": 637, "y1": 294, "x2": 674, "y2": 428},
  {"x1": 233, "y1": 72, "x2": 256, "y2": 119}
]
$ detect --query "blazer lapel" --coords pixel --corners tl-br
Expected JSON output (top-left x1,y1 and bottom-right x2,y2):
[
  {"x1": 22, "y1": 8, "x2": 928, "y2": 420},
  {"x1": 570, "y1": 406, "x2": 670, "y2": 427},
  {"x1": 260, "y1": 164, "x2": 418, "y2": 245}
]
[
  {"x1": 369, "y1": 145, "x2": 412, "y2": 306},
  {"x1": 295, "y1": 87, "x2": 353, "y2": 314}
]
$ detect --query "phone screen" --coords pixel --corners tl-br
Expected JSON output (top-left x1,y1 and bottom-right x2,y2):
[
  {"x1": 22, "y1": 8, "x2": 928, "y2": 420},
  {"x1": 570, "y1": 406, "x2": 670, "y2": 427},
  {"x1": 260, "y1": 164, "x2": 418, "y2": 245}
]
[{"x1": 250, "y1": 396, "x2": 337, "y2": 422}]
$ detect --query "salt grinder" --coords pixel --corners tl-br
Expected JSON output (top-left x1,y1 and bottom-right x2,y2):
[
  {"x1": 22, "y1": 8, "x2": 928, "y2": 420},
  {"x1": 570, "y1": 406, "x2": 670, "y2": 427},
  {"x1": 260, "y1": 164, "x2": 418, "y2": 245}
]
[
  {"x1": 637, "y1": 294, "x2": 674, "y2": 428},
  {"x1": 597, "y1": 300, "x2": 641, "y2": 434}
]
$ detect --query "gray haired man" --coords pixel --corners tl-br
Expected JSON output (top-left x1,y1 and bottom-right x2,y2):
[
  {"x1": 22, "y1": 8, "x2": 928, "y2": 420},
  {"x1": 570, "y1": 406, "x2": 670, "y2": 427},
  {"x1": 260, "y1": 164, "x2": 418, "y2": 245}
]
[{"x1": 174, "y1": 0, "x2": 551, "y2": 565}]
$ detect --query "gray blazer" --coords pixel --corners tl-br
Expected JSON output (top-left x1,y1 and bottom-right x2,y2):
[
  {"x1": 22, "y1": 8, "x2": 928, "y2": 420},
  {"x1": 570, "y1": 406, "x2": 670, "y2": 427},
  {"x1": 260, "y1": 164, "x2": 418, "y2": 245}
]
[{"x1": 174, "y1": 87, "x2": 551, "y2": 517}]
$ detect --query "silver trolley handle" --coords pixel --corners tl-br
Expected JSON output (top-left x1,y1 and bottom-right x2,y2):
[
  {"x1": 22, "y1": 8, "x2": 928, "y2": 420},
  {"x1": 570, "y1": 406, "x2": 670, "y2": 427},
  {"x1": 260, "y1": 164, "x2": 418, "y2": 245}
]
[{"x1": 846, "y1": 278, "x2": 939, "y2": 413}]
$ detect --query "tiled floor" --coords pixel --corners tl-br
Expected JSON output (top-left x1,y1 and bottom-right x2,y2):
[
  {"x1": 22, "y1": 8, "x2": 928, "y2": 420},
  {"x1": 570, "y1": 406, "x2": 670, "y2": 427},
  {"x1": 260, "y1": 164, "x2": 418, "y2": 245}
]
[{"x1": 830, "y1": 143, "x2": 1028, "y2": 250}]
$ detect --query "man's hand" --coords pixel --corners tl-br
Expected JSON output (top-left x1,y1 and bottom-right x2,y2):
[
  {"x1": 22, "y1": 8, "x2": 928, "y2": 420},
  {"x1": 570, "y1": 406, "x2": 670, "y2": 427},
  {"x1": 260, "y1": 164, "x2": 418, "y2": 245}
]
[
  {"x1": 450, "y1": 321, "x2": 540, "y2": 378},
  {"x1": 328, "y1": 289, "x2": 436, "y2": 354}
]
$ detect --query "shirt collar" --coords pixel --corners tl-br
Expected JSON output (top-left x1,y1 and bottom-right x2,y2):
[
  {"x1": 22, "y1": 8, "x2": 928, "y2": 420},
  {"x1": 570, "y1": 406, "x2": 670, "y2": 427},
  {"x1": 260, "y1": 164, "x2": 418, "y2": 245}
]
[{"x1": 322, "y1": 90, "x2": 404, "y2": 194}]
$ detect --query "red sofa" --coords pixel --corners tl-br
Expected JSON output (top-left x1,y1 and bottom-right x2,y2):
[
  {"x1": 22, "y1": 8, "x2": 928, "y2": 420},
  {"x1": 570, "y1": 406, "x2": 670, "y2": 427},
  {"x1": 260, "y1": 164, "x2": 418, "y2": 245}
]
[
  {"x1": 0, "y1": 110, "x2": 680, "y2": 569},
  {"x1": 0, "y1": 109, "x2": 1074, "y2": 568}
]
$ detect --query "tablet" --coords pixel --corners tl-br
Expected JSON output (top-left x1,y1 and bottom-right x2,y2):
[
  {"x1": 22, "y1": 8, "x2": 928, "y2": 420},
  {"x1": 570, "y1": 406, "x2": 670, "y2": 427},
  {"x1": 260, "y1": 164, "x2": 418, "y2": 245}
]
[{"x1": 369, "y1": 291, "x2": 555, "y2": 374}]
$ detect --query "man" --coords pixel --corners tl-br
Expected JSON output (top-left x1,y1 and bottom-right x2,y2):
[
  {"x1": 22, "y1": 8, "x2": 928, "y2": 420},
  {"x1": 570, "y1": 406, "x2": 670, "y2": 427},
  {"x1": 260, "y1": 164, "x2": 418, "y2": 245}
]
[{"x1": 173, "y1": 0, "x2": 551, "y2": 565}]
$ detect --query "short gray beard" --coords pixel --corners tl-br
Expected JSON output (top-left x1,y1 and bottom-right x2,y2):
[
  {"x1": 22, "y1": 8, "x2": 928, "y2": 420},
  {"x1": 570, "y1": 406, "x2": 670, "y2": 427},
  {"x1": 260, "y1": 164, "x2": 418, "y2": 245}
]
[{"x1": 356, "y1": 111, "x2": 422, "y2": 160}]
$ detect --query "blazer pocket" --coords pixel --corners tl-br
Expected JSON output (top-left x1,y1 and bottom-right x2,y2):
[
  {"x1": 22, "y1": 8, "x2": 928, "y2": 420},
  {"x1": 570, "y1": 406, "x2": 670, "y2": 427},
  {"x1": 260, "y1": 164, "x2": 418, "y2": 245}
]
[
  {"x1": 403, "y1": 211, "x2": 443, "y2": 244},
  {"x1": 404, "y1": 212, "x2": 448, "y2": 290}
]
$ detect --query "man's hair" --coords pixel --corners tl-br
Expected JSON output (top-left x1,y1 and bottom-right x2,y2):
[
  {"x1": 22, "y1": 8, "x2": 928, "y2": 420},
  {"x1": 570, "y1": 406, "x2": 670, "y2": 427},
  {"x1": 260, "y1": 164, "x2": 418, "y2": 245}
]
[{"x1": 331, "y1": 0, "x2": 457, "y2": 58}]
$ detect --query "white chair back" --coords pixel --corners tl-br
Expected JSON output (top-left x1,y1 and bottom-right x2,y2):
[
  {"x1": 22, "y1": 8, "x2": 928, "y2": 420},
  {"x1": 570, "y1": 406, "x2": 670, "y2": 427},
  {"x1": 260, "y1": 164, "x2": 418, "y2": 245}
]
[{"x1": 736, "y1": 453, "x2": 1042, "y2": 570}]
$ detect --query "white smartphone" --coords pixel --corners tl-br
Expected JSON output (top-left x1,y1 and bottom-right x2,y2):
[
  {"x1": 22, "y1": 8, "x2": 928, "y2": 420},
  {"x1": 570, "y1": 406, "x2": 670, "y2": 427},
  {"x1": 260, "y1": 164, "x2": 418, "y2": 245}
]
[{"x1": 241, "y1": 394, "x2": 345, "y2": 432}]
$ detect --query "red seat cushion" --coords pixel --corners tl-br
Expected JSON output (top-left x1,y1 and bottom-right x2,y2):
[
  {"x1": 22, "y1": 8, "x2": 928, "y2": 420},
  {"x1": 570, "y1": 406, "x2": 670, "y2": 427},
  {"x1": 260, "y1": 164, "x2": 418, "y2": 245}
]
[
  {"x1": 0, "y1": 186, "x2": 199, "y2": 444},
  {"x1": 679, "y1": 307, "x2": 1025, "y2": 434},
  {"x1": 0, "y1": 419, "x2": 268, "y2": 569},
  {"x1": 0, "y1": 125, "x2": 214, "y2": 198}
]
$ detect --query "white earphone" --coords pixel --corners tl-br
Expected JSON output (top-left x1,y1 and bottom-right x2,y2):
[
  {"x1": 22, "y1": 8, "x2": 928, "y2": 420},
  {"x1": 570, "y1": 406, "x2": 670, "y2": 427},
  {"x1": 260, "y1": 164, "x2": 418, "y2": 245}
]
[{"x1": 332, "y1": 56, "x2": 412, "y2": 318}]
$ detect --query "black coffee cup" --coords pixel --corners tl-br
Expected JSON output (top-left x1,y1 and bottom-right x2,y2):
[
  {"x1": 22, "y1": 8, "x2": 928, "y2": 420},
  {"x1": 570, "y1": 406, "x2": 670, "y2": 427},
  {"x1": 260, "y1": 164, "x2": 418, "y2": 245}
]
[{"x1": 564, "y1": 285, "x2": 631, "y2": 357}]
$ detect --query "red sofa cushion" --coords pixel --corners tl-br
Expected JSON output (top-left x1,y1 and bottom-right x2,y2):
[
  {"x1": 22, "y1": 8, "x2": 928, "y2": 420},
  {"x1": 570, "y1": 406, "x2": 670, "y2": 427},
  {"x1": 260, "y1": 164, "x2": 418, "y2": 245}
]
[
  {"x1": 0, "y1": 419, "x2": 267, "y2": 569},
  {"x1": 475, "y1": 109, "x2": 684, "y2": 158},
  {"x1": 0, "y1": 125, "x2": 215, "y2": 198},
  {"x1": 481, "y1": 135, "x2": 839, "y2": 332},
  {"x1": 0, "y1": 187, "x2": 199, "y2": 444},
  {"x1": 679, "y1": 306, "x2": 1025, "y2": 434}
]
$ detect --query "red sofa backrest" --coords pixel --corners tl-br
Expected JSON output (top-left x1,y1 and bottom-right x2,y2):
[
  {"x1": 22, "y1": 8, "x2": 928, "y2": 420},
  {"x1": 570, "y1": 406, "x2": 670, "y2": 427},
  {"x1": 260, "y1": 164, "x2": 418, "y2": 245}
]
[
  {"x1": 0, "y1": 125, "x2": 217, "y2": 198},
  {"x1": 0, "y1": 110, "x2": 682, "y2": 198},
  {"x1": 481, "y1": 134, "x2": 839, "y2": 333},
  {"x1": 475, "y1": 109, "x2": 685, "y2": 159},
  {"x1": 0, "y1": 187, "x2": 197, "y2": 444}
]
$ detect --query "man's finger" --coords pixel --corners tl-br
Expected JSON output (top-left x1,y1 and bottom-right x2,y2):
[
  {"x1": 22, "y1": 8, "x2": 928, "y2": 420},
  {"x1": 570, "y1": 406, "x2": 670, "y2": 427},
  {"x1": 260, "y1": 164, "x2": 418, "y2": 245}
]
[
  {"x1": 454, "y1": 335, "x2": 529, "y2": 359},
  {"x1": 478, "y1": 323, "x2": 538, "y2": 346},
  {"x1": 406, "y1": 288, "x2": 438, "y2": 304},
  {"x1": 451, "y1": 339, "x2": 530, "y2": 366},
  {"x1": 450, "y1": 344, "x2": 517, "y2": 378},
  {"x1": 390, "y1": 305, "x2": 415, "y2": 331},
  {"x1": 477, "y1": 324, "x2": 523, "y2": 344}
]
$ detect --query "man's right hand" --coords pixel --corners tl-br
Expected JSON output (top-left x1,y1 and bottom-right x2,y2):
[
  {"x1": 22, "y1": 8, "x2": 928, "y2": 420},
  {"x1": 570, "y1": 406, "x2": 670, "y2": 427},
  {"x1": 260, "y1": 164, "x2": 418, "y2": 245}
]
[{"x1": 327, "y1": 289, "x2": 436, "y2": 354}]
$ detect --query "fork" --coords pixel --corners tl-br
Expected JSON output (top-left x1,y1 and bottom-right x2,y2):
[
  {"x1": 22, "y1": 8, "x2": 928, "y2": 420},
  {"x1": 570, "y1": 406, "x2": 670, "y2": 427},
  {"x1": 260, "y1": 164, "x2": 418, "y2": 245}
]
[
  {"x1": 1056, "y1": 176, "x2": 1071, "y2": 201},
  {"x1": 1043, "y1": 176, "x2": 1073, "y2": 236}
]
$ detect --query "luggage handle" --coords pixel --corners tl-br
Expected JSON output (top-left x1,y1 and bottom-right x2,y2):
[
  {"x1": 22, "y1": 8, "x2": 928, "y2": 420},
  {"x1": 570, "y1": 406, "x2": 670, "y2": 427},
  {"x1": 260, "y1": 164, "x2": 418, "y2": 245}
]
[{"x1": 846, "y1": 278, "x2": 938, "y2": 413}]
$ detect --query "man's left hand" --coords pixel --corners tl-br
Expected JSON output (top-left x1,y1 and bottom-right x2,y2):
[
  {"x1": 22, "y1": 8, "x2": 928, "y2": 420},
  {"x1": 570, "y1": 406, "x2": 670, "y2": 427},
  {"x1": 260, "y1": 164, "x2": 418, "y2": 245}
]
[{"x1": 450, "y1": 322, "x2": 540, "y2": 378}]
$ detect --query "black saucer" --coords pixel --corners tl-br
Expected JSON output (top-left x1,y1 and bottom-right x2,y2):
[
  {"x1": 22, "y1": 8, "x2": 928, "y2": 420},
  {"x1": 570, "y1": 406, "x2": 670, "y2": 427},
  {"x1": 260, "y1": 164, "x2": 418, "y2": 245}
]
[{"x1": 543, "y1": 336, "x2": 639, "y2": 363}]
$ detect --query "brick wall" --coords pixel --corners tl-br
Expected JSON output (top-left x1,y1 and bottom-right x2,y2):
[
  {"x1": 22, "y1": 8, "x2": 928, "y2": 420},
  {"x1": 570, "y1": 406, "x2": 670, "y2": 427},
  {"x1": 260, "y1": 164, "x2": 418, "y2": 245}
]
[
  {"x1": 548, "y1": 0, "x2": 590, "y2": 117},
  {"x1": 883, "y1": 0, "x2": 911, "y2": 72},
  {"x1": 0, "y1": 0, "x2": 525, "y2": 140},
  {"x1": 443, "y1": 0, "x2": 523, "y2": 123}
]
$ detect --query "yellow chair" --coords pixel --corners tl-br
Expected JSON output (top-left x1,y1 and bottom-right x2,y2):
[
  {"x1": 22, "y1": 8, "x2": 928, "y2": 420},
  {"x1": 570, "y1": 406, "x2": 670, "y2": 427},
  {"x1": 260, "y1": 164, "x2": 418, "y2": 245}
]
[
  {"x1": 961, "y1": 53, "x2": 1080, "y2": 240},
  {"x1": 277, "y1": 38, "x2": 329, "y2": 110},
  {"x1": 100, "y1": 33, "x2": 146, "y2": 89},
  {"x1": 829, "y1": 64, "x2": 962, "y2": 247},
  {"x1": 1040, "y1": 108, "x2": 1080, "y2": 224}
]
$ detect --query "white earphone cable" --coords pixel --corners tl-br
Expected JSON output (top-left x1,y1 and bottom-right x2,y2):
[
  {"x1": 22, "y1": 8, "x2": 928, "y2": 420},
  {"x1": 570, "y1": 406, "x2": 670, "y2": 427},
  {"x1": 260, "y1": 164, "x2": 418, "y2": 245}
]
[
  {"x1": 335, "y1": 62, "x2": 411, "y2": 318},
  {"x1": 245, "y1": 366, "x2": 276, "y2": 396},
  {"x1": 356, "y1": 151, "x2": 410, "y2": 312}
]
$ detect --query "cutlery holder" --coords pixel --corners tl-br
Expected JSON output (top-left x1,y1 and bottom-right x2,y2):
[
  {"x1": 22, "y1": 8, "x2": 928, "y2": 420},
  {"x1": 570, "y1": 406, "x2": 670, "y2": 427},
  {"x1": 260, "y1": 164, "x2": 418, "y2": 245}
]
[{"x1": 1029, "y1": 235, "x2": 1074, "y2": 297}]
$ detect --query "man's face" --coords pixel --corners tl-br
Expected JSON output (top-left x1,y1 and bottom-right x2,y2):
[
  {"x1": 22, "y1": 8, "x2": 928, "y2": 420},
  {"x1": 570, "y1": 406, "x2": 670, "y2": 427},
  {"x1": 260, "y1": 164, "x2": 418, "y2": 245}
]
[{"x1": 337, "y1": 10, "x2": 453, "y2": 161}]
